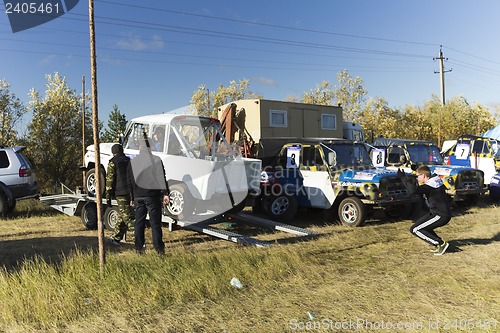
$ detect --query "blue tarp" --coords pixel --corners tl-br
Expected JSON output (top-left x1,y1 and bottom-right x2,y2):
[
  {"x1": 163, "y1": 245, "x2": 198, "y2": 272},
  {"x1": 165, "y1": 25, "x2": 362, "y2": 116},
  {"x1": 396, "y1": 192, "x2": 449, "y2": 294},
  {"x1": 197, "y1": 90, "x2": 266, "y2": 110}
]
[{"x1": 483, "y1": 124, "x2": 500, "y2": 140}]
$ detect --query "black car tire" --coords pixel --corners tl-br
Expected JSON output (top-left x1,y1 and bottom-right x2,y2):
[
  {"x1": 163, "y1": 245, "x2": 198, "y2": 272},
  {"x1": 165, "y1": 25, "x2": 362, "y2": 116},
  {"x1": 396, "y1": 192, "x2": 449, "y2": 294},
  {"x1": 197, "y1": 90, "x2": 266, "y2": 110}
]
[
  {"x1": 262, "y1": 193, "x2": 298, "y2": 222},
  {"x1": 81, "y1": 202, "x2": 98, "y2": 230},
  {"x1": 165, "y1": 183, "x2": 195, "y2": 221},
  {"x1": 104, "y1": 206, "x2": 119, "y2": 231},
  {"x1": 85, "y1": 168, "x2": 106, "y2": 196}
]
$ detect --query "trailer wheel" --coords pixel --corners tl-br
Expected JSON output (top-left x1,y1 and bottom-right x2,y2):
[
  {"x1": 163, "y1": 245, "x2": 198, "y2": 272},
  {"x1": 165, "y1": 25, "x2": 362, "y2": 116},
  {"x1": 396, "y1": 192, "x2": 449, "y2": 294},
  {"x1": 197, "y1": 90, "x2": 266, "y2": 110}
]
[
  {"x1": 104, "y1": 206, "x2": 119, "y2": 231},
  {"x1": 165, "y1": 184, "x2": 195, "y2": 221},
  {"x1": 81, "y1": 202, "x2": 98, "y2": 230},
  {"x1": 85, "y1": 168, "x2": 105, "y2": 196},
  {"x1": 338, "y1": 197, "x2": 366, "y2": 227},
  {"x1": 262, "y1": 193, "x2": 298, "y2": 222}
]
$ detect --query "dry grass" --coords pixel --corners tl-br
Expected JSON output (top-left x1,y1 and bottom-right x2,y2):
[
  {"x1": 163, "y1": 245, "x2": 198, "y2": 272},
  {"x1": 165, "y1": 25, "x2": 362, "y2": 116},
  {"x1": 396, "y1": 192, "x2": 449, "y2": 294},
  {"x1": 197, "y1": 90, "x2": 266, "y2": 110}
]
[{"x1": 0, "y1": 198, "x2": 499, "y2": 332}]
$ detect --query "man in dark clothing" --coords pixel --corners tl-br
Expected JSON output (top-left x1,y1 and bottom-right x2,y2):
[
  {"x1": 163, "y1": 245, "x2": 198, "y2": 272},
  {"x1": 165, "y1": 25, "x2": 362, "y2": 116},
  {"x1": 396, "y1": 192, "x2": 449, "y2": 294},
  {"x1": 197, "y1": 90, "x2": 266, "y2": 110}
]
[
  {"x1": 397, "y1": 165, "x2": 451, "y2": 256},
  {"x1": 106, "y1": 144, "x2": 135, "y2": 245},
  {"x1": 128, "y1": 137, "x2": 170, "y2": 254}
]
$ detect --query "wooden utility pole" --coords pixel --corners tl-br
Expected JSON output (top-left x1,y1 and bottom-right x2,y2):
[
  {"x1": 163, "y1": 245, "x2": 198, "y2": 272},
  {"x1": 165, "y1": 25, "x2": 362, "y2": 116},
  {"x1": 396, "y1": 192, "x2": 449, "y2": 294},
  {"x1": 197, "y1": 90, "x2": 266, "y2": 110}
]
[
  {"x1": 81, "y1": 76, "x2": 86, "y2": 189},
  {"x1": 88, "y1": 0, "x2": 106, "y2": 273},
  {"x1": 434, "y1": 46, "x2": 452, "y2": 147},
  {"x1": 207, "y1": 88, "x2": 210, "y2": 115}
]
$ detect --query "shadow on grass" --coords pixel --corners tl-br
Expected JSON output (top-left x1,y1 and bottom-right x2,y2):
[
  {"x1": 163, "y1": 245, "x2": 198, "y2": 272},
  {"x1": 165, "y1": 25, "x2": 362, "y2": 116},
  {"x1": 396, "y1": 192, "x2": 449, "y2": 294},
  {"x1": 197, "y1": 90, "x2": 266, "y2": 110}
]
[
  {"x1": 449, "y1": 232, "x2": 500, "y2": 253},
  {"x1": 0, "y1": 235, "x2": 130, "y2": 272}
]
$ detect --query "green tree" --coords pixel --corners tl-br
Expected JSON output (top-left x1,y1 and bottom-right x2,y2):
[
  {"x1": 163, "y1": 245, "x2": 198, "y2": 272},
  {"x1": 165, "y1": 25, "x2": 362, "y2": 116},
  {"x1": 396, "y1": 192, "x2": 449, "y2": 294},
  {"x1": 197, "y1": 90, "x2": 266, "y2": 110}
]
[
  {"x1": 101, "y1": 104, "x2": 127, "y2": 142},
  {"x1": 0, "y1": 80, "x2": 27, "y2": 145},
  {"x1": 359, "y1": 97, "x2": 403, "y2": 142},
  {"x1": 416, "y1": 95, "x2": 497, "y2": 146},
  {"x1": 333, "y1": 69, "x2": 367, "y2": 122},
  {"x1": 190, "y1": 79, "x2": 262, "y2": 118},
  {"x1": 400, "y1": 104, "x2": 434, "y2": 141},
  {"x1": 27, "y1": 73, "x2": 93, "y2": 193},
  {"x1": 300, "y1": 81, "x2": 335, "y2": 105}
]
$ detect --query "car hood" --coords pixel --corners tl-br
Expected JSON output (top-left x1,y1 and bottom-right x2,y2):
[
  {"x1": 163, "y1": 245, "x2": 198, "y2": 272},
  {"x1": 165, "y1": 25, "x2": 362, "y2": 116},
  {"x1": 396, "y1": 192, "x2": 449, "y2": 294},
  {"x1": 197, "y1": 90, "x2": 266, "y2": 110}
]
[
  {"x1": 429, "y1": 165, "x2": 480, "y2": 177},
  {"x1": 338, "y1": 168, "x2": 399, "y2": 183}
]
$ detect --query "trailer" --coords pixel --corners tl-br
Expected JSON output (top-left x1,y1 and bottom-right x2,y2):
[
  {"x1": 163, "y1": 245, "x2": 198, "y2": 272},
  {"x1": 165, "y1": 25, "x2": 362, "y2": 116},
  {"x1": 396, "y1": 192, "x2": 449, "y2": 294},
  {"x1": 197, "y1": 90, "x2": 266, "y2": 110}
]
[{"x1": 39, "y1": 190, "x2": 317, "y2": 247}]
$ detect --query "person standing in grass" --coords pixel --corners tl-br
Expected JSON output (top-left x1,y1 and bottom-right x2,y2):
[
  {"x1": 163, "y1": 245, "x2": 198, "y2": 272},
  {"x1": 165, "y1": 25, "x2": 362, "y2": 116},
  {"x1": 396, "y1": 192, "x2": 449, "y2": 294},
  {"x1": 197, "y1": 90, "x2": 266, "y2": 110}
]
[
  {"x1": 106, "y1": 143, "x2": 135, "y2": 245},
  {"x1": 397, "y1": 165, "x2": 451, "y2": 255},
  {"x1": 128, "y1": 136, "x2": 170, "y2": 254}
]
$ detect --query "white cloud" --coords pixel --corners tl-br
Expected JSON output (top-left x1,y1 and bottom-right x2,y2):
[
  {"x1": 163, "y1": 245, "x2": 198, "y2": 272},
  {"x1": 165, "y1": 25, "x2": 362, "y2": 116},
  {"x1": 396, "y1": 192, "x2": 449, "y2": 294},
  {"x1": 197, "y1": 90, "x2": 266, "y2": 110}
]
[
  {"x1": 114, "y1": 32, "x2": 164, "y2": 51},
  {"x1": 252, "y1": 76, "x2": 278, "y2": 87},
  {"x1": 39, "y1": 54, "x2": 56, "y2": 65}
]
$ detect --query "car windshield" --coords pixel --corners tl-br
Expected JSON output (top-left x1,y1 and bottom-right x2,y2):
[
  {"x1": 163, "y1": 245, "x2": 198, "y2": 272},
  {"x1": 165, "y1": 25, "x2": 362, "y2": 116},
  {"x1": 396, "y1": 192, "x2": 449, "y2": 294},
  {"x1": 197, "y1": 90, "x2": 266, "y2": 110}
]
[
  {"x1": 494, "y1": 149, "x2": 500, "y2": 159},
  {"x1": 321, "y1": 142, "x2": 372, "y2": 167},
  {"x1": 407, "y1": 145, "x2": 443, "y2": 165}
]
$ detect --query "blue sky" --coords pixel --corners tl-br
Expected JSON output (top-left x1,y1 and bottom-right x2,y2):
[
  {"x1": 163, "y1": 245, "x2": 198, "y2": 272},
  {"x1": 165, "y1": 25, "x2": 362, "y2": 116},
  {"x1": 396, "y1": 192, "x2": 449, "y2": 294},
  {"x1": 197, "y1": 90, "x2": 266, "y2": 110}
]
[{"x1": 2, "y1": 0, "x2": 500, "y2": 130}]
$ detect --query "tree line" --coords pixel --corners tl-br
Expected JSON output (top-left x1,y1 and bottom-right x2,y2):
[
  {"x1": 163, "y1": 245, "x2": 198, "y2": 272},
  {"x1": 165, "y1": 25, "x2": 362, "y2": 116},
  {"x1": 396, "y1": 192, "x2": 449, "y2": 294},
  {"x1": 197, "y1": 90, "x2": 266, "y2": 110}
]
[
  {"x1": 191, "y1": 70, "x2": 498, "y2": 146},
  {"x1": 0, "y1": 73, "x2": 127, "y2": 193},
  {"x1": 1, "y1": 70, "x2": 498, "y2": 193}
]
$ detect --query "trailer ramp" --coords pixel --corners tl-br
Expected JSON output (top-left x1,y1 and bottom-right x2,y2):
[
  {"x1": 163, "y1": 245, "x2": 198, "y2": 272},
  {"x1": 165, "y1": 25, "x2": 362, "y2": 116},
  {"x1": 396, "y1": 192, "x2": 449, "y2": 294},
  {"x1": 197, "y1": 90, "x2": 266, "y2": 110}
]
[
  {"x1": 181, "y1": 222, "x2": 272, "y2": 247},
  {"x1": 172, "y1": 211, "x2": 317, "y2": 247},
  {"x1": 228, "y1": 212, "x2": 317, "y2": 237}
]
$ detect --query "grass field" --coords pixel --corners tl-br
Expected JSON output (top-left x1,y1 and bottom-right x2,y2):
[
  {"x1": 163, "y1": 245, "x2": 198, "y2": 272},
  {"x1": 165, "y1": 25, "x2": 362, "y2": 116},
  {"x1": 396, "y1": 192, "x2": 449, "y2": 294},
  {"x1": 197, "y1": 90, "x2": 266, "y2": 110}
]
[{"x1": 0, "y1": 198, "x2": 499, "y2": 332}]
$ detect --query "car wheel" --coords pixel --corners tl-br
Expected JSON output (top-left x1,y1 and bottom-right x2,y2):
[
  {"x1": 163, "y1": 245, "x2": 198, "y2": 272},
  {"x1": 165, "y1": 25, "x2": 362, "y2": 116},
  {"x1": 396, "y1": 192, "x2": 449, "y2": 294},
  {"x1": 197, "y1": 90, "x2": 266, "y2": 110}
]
[
  {"x1": 81, "y1": 202, "x2": 98, "y2": 230},
  {"x1": 7, "y1": 198, "x2": 16, "y2": 214},
  {"x1": 165, "y1": 184, "x2": 195, "y2": 221},
  {"x1": 262, "y1": 193, "x2": 298, "y2": 222},
  {"x1": 0, "y1": 193, "x2": 8, "y2": 217},
  {"x1": 338, "y1": 197, "x2": 366, "y2": 227},
  {"x1": 104, "y1": 206, "x2": 119, "y2": 231},
  {"x1": 85, "y1": 168, "x2": 105, "y2": 196}
]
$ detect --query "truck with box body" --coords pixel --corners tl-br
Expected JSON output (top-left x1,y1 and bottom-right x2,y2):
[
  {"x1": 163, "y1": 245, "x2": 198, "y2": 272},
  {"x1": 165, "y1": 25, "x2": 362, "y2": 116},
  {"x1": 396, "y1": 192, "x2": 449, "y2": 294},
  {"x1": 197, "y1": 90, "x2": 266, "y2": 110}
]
[{"x1": 218, "y1": 99, "x2": 364, "y2": 150}]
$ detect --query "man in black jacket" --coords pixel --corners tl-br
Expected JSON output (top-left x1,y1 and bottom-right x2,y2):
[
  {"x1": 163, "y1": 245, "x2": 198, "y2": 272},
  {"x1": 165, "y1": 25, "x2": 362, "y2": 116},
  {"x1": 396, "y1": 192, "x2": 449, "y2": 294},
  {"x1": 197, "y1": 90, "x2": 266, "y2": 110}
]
[
  {"x1": 128, "y1": 137, "x2": 170, "y2": 254},
  {"x1": 106, "y1": 144, "x2": 134, "y2": 245},
  {"x1": 398, "y1": 165, "x2": 451, "y2": 256}
]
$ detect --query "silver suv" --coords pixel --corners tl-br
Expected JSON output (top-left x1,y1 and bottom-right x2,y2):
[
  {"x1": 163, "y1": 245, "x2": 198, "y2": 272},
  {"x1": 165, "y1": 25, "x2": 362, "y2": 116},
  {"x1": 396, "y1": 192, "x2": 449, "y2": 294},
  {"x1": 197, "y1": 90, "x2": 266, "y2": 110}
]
[{"x1": 0, "y1": 146, "x2": 38, "y2": 215}]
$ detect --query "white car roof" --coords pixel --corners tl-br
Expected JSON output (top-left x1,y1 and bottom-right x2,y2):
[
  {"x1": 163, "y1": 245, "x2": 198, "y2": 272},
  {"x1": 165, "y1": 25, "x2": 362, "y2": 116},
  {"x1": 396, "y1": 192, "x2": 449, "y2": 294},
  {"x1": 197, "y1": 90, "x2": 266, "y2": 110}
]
[{"x1": 130, "y1": 113, "x2": 214, "y2": 124}]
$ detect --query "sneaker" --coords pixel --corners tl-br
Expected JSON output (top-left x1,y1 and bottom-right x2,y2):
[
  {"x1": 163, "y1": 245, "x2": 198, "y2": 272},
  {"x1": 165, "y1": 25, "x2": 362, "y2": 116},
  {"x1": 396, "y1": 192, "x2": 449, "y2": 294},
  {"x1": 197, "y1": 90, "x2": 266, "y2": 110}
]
[
  {"x1": 434, "y1": 242, "x2": 449, "y2": 256},
  {"x1": 108, "y1": 237, "x2": 121, "y2": 246}
]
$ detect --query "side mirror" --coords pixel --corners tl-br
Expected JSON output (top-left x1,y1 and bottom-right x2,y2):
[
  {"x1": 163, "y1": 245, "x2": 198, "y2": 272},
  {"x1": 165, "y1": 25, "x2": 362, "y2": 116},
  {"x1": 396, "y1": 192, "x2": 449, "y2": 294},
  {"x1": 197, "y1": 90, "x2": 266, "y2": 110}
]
[{"x1": 328, "y1": 152, "x2": 337, "y2": 166}]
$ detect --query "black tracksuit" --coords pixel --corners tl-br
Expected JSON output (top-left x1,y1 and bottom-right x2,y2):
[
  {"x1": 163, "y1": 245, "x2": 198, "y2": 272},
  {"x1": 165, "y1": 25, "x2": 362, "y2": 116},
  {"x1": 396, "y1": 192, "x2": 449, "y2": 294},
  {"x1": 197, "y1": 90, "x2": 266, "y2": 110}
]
[{"x1": 401, "y1": 175, "x2": 451, "y2": 246}]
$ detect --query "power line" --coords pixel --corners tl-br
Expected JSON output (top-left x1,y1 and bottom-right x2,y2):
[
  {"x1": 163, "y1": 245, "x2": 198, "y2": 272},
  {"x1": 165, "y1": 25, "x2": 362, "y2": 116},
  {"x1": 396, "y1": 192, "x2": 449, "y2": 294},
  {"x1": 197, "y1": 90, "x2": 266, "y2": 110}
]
[{"x1": 95, "y1": 0, "x2": 440, "y2": 47}]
